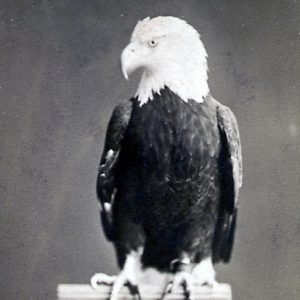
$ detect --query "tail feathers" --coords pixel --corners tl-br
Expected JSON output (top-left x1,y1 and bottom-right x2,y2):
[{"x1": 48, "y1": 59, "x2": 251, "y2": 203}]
[{"x1": 212, "y1": 210, "x2": 237, "y2": 263}]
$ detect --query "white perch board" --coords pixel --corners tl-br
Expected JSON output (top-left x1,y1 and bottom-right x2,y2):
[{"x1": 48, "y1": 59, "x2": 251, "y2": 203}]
[{"x1": 57, "y1": 283, "x2": 232, "y2": 300}]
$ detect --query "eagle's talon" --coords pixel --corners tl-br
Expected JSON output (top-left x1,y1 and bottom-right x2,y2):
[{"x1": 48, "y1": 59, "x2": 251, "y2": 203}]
[
  {"x1": 160, "y1": 281, "x2": 173, "y2": 300},
  {"x1": 201, "y1": 279, "x2": 218, "y2": 289},
  {"x1": 126, "y1": 282, "x2": 142, "y2": 300},
  {"x1": 192, "y1": 257, "x2": 216, "y2": 288},
  {"x1": 90, "y1": 273, "x2": 116, "y2": 289},
  {"x1": 182, "y1": 280, "x2": 192, "y2": 300},
  {"x1": 161, "y1": 272, "x2": 193, "y2": 300},
  {"x1": 108, "y1": 273, "x2": 127, "y2": 300}
]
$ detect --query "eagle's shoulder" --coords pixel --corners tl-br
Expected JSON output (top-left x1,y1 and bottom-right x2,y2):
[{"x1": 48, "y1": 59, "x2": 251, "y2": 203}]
[
  {"x1": 207, "y1": 96, "x2": 239, "y2": 138},
  {"x1": 206, "y1": 95, "x2": 229, "y2": 113},
  {"x1": 213, "y1": 97, "x2": 243, "y2": 192},
  {"x1": 104, "y1": 99, "x2": 133, "y2": 152},
  {"x1": 111, "y1": 99, "x2": 133, "y2": 125}
]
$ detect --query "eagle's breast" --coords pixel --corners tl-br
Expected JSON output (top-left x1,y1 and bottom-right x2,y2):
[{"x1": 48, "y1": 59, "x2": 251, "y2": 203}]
[
  {"x1": 117, "y1": 88, "x2": 221, "y2": 229},
  {"x1": 123, "y1": 88, "x2": 219, "y2": 175}
]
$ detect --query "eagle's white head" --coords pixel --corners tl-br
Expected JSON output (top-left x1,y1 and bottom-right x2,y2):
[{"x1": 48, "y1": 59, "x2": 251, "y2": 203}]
[{"x1": 121, "y1": 16, "x2": 209, "y2": 106}]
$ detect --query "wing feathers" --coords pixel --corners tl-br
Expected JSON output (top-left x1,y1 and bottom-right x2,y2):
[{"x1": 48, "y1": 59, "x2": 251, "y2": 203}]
[
  {"x1": 217, "y1": 104, "x2": 242, "y2": 206},
  {"x1": 213, "y1": 102, "x2": 242, "y2": 263},
  {"x1": 96, "y1": 100, "x2": 132, "y2": 241}
]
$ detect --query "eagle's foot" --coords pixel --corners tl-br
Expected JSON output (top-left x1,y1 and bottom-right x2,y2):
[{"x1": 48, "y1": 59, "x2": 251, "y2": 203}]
[
  {"x1": 192, "y1": 257, "x2": 217, "y2": 287},
  {"x1": 109, "y1": 272, "x2": 141, "y2": 300},
  {"x1": 91, "y1": 252, "x2": 142, "y2": 300},
  {"x1": 91, "y1": 272, "x2": 141, "y2": 300},
  {"x1": 126, "y1": 281, "x2": 142, "y2": 300},
  {"x1": 161, "y1": 271, "x2": 194, "y2": 300}
]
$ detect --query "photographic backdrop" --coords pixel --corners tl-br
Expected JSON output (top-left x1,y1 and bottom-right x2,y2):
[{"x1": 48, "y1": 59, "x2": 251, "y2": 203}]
[{"x1": 0, "y1": 1, "x2": 299, "y2": 299}]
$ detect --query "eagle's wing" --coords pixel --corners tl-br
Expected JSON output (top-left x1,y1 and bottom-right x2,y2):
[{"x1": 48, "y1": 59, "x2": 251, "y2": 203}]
[
  {"x1": 213, "y1": 102, "x2": 242, "y2": 263},
  {"x1": 96, "y1": 100, "x2": 132, "y2": 241}
]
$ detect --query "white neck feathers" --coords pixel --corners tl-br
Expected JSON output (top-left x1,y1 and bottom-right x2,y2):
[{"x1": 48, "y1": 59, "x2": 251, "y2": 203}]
[
  {"x1": 135, "y1": 40, "x2": 209, "y2": 106},
  {"x1": 135, "y1": 64, "x2": 209, "y2": 106}
]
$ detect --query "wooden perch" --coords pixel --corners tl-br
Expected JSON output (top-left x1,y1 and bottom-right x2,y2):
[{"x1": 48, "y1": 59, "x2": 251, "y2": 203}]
[{"x1": 57, "y1": 283, "x2": 232, "y2": 300}]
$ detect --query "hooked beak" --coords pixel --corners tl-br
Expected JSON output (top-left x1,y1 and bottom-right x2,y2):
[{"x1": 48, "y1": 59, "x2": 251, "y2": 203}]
[{"x1": 120, "y1": 42, "x2": 140, "y2": 80}]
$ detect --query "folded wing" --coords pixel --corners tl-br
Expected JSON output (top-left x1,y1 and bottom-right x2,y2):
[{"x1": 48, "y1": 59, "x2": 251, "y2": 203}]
[
  {"x1": 213, "y1": 103, "x2": 243, "y2": 263},
  {"x1": 96, "y1": 100, "x2": 132, "y2": 241}
]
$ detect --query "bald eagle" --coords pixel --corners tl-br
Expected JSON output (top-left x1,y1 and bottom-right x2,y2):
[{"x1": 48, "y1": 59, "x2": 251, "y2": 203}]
[{"x1": 91, "y1": 16, "x2": 242, "y2": 300}]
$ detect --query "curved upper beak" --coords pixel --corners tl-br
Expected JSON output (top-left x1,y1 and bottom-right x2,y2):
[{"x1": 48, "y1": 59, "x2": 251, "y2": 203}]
[{"x1": 120, "y1": 42, "x2": 140, "y2": 80}]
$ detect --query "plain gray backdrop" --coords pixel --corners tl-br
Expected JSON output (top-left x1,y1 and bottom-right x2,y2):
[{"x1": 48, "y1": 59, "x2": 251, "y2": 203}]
[{"x1": 0, "y1": 1, "x2": 299, "y2": 299}]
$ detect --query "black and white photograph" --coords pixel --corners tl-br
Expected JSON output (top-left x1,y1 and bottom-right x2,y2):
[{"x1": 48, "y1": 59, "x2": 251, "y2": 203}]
[{"x1": 0, "y1": 1, "x2": 299, "y2": 300}]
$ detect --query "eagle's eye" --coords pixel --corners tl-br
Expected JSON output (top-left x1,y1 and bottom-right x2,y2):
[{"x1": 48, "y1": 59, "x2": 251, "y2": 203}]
[{"x1": 148, "y1": 40, "x2": 158, "y2": 47}]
